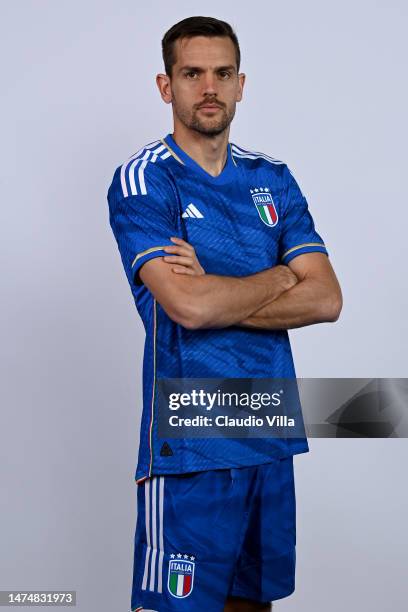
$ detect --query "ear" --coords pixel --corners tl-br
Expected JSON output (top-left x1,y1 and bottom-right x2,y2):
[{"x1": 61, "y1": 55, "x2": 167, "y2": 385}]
[
  {"x1": 236, "y1": 72, "x2": 246, "y2": 102},
  {"x1": 156, "y1": 73, "x2": 172, "y2": 104}
]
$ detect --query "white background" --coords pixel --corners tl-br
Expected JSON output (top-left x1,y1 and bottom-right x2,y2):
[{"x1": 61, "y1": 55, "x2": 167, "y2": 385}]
[{"x1": 1, "y1": 1, "x2": 407, "y2": 610}]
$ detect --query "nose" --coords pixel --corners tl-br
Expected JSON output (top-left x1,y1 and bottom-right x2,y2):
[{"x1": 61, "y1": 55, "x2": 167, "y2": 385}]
[{"x1": 202, "y1": 70, "x2": 217, "y2": 96}]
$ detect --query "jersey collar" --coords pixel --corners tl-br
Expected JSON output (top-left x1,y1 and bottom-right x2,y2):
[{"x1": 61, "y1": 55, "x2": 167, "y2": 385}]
[{"x1": 162, "y1": 133, "x2": 238, "y2": 184}]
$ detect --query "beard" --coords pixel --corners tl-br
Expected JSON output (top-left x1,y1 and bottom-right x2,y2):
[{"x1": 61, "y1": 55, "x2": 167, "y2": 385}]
[{"x1": 172, "y1": 95, "x2": 236, "y2": 137}]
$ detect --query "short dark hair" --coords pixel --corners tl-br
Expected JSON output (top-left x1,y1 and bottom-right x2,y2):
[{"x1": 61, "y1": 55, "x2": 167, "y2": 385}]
[{"x1": 162, "y1": 16, "x2": 241, "y2": 77}]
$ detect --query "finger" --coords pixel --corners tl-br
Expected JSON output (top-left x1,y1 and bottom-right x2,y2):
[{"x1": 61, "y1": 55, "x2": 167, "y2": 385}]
[
  {"x1": 170, "y1": 236, "x2": 190, "y2": 245},
  {"x1": 163, "y1": 256, "x2": 194, "y2": 267},
  {"x1": 163, "y1": 245, "x2": 194, "y2": 257},
  {"x1": 170, "y1": 236, "x2": 195, "y2": 252},
  {"x1": 171, "y1": 265, "x2": 195, "y2": 275}
]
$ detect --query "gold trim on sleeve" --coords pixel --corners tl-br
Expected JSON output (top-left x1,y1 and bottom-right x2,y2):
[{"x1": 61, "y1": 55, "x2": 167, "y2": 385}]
[
  {"x1": 131, "y1": 245, "x2": 167, "y2": 267},
  {"x1": 282, "y1": 242, "x2": 326, "y2": 260}
]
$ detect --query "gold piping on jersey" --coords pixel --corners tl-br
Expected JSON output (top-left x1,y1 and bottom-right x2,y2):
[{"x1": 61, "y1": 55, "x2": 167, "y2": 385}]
[
  {"x1": 282, "y1": 242, "x2": 326, "y2": 260},
  {"x1": 132, "y1": 246, "x2": 167, "y2": 267},
  {"x1": 133, "y1": 297, "x2": 158, "y2": 483},
  {"x1": 160, "y1": 137, "x2": 237, "y2": 170},
  {"x1": 160, "y1": 138, "x2": 185, "y2": 165},
  {"x1": 148, "y1": 298, "x2": 157, "y2": 477}
]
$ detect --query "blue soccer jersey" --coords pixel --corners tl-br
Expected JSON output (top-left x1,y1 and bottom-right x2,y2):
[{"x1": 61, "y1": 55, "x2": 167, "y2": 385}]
[{"x1": 107, "y1": 133, "x2": 329, "y2": 482}]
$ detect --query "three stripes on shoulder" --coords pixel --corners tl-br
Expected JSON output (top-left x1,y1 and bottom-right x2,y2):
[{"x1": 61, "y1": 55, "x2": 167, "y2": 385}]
[
  {"x1": 231, "y1": 144, "x2": 284, "y2": 166},
  {"x1": 120, "y1": 140, "x2": 170, "y2": 198}
]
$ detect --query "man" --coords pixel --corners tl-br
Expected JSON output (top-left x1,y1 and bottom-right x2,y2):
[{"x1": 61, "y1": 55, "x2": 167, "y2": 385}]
[{"x1": 107, "y1": 15, "x2": 342, "y2": 612}]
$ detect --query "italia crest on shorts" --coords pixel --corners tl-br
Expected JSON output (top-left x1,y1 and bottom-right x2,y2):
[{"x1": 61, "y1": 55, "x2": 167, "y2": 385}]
[
  {"x1": 251, "y1": 187, "x2": 279, "y2": 227},
  {"x1": 167, "y1": 554, "x2": 195, "y2": 598}
]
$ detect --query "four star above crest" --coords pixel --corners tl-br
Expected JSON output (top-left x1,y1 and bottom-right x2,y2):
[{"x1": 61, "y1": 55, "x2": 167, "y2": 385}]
[{"x1": 250, "y1": 187, "x2": 270, "y2": 194}]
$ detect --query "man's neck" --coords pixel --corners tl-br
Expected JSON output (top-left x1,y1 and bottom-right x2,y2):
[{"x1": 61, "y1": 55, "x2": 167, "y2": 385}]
[{"x1": 172, "y1": 125, "x2": 230, "y2": 177}]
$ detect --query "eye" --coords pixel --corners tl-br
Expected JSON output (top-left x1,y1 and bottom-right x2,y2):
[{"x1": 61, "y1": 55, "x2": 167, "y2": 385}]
[
  {"x1": 185, "y1": 70, "x2": 198, "y2": 79},
  {"x1": 218, "y1": 71, "x2": 231, "y2": 79}
]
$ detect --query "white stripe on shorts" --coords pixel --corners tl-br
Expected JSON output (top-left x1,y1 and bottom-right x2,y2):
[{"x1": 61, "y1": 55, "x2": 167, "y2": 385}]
[{"x1": 141, "y1": 476, "x2": 165, "y2": 594}]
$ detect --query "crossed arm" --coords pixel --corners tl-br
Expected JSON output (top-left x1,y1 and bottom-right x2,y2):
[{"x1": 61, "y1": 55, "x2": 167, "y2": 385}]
[
  {"x1": 236, "y1": 250, "x2": 342, "y2": 330},
  {"x1": 138, "y1": 237, "x2": 342, "y2": 331}
]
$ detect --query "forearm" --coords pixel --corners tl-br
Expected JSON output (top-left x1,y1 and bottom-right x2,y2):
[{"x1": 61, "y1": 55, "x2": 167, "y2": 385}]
[
  {"x1": 238, "y1": 276, "x2": 340, "y2": 330},
  {"x1": 166, "y1": 266, "x2": 296, "y2": 329}
]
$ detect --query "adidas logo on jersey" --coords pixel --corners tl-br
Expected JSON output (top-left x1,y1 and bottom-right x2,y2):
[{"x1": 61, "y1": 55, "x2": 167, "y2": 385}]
[{"x1": 182, "y1": 203, "x2": 204, "y2": 218}]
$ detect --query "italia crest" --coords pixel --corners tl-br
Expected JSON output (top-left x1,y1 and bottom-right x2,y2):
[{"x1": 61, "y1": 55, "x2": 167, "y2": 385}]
[
  {"x1": 167, "y1": 553, "x2": 195, "y2": 598},
  {"x1": 251, "y1": 187, "x2": 278, "y2": 227}
]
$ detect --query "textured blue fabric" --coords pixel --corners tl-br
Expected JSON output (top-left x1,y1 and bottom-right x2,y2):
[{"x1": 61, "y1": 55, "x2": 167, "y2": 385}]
[
  {"x1": 131, "y1": 457, "x2": 296, "y2": 612},
  {"x1": 107, "y1": 135, "x2": 328, "y2": 480}
]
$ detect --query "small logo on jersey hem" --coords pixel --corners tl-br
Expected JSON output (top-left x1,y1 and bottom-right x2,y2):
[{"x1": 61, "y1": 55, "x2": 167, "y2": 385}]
[
  {"x1": 168, "y1": 553, "x2": 195, "y2": 598},
  {"x1": 160, "y1": 442, "x2": 173, "y2": 456},
  {"x1": 251, "y1": 187, "x2": 278, "y2": 227},
  {"x1": 182, "y1": 203, "x2": 204, "y2": 218}
]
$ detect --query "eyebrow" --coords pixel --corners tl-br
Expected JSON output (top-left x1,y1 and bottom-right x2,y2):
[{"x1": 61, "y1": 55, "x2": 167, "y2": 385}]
[{"x1": 179, "y1": 64, "x2": 236, "y2": 73}]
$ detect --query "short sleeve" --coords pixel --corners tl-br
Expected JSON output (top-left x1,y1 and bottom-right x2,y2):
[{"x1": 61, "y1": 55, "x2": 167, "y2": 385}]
[
  {"x1": 279, "y1": 164, "x2": 328, "y2": 265},
  {"x1": 107, "y1": 164, "x2": 179, "y2": 287}
]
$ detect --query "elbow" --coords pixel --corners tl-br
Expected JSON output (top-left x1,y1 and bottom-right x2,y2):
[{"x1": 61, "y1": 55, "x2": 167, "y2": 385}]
[
  {"x1": 322, "y1": 290, "x2": 343, "y2": 323},
  {"x1": 166, "y1": 298, "x2": 208, "y2": 330}
]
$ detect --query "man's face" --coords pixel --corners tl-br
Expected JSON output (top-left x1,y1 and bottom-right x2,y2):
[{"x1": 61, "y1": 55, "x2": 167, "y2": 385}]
[{"x1": 166, "y1": 36, "x2": 244, "y2": 137}]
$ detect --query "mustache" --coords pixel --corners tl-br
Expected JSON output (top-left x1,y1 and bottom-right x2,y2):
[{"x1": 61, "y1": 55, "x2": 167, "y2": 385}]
[{"x1": 196, "y1": 99, "x2": 225, "y2": 109}]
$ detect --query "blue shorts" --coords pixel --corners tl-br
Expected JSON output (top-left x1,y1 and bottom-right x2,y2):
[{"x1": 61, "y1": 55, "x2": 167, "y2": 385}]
[{"x1": 131, "y1": 456, "x2": 296, "y2": 612}]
